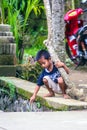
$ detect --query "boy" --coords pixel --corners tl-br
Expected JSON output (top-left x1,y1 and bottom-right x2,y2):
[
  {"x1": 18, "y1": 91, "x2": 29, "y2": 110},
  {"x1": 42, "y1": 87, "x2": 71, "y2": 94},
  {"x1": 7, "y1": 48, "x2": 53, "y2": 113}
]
[{"x1": 30, "y1": 50, "x2": 70, "y2": 103}]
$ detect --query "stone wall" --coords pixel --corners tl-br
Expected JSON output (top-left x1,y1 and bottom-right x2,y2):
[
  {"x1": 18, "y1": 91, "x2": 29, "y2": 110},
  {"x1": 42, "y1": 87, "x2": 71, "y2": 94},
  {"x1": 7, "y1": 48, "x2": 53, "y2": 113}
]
[{"x1": 0, "y1": 24, "x2": 16, "y2": 76}]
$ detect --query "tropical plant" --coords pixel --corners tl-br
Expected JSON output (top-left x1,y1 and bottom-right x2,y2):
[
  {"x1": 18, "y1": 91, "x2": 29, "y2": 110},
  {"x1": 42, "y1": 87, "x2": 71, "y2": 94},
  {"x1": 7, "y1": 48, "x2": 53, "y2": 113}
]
[
  {"x1": 65, "y1": 0, "x2": 80, "y2": 11},
  {"x1": 1, "y1": 0, "x2": 24, "y2": 60},
  {"x1": 23, "y1": 0, "x2": 44, "y2": 31},
  {"x1": 0, "y1": 0, "x2": 44, "y2": 63},
  {"x1": 16, "y1": 62, "x2": 42, "y2": 82}
]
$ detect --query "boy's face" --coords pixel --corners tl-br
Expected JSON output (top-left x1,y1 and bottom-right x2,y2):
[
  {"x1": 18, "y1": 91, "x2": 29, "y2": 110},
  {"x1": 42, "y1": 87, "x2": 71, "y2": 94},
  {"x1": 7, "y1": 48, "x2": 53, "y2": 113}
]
[{"x1": 38, "y1": 56, "x2": 51, "y2": 69}]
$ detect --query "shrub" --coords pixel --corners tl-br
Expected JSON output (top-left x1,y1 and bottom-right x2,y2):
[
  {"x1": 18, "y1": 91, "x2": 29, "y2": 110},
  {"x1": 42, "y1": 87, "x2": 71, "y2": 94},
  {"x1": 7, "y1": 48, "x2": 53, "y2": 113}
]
[{"x1": 16, "y1": 62, "x2": 42, "y2": 83}]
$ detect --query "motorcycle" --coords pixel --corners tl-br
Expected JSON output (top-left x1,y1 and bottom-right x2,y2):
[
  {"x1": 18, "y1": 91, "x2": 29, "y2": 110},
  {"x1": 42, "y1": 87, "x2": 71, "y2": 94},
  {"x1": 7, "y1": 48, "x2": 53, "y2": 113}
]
[{"x1": 64, "y1": 8, "x2": 87, "y2": 68}]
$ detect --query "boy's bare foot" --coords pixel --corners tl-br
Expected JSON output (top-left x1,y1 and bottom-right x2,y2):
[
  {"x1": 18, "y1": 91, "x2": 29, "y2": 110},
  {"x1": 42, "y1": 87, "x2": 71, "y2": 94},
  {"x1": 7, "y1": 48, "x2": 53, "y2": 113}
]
[
  {"x1": 63, "y1": 94, "x2": 71, "y2": 99},
  {"x1": 43, "y1": 92, "x2": 55, "y2": 97}
]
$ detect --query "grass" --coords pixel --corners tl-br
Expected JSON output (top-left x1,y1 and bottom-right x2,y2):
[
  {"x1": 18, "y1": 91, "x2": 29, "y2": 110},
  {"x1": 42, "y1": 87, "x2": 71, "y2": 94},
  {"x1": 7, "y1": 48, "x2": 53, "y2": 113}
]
[
  {"x1": 24, "y1": 47, "x2": 40, "y2": 57},
  {"x1": 24, "y1": 35, "x2": 47, "y2": 57}
]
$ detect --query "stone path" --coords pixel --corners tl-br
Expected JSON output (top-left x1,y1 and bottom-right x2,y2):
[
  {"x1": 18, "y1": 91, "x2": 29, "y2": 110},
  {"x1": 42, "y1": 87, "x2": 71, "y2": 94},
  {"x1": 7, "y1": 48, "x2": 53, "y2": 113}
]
[
  {"x1": 0, "y1": 111, "x2": 87, "y2": 130},
  {"x1": 69, "y1": 68, "x2": 87, "y2": 85},
  {"x1": 69, "y1": 67, "x2": 87, "y2": 93}
]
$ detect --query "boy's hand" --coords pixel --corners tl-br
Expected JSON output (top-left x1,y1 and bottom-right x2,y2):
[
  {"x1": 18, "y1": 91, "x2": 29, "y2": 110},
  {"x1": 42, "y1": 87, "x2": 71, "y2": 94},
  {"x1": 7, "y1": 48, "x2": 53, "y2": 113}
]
[
  {"x1": 55, "y1": 61, "x2": 64, "y2": 68},
  {"x1": 30, "y1": 95, "x2": 36, "y2": 103},
  {"x1": 55, "y1": 61, "x2": 69, "y2": 74},
  {"x1": 30, "y1": 85, "x2": 40, "y2": 103}
]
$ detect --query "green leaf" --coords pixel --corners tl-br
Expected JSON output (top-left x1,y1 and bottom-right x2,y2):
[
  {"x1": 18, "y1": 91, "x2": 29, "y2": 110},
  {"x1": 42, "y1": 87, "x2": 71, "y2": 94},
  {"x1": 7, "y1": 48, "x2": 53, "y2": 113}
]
[{"x1": 36, "y1": 102, "x2": 41, "y2": 108}]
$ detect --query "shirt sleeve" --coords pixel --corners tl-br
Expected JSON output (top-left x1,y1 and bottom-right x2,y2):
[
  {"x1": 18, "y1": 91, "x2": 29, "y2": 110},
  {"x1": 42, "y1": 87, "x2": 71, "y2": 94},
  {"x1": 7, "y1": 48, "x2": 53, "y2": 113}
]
[{"x1": 37, "y1": 71, "x2": 44, "y2": 86}]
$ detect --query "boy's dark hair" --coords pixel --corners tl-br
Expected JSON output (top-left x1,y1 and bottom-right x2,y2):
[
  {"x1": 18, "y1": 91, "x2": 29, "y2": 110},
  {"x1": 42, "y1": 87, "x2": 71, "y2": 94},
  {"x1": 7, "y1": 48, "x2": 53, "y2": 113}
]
[{"x1": 36, "y1": 50, "x2": 51, "y2": 61}]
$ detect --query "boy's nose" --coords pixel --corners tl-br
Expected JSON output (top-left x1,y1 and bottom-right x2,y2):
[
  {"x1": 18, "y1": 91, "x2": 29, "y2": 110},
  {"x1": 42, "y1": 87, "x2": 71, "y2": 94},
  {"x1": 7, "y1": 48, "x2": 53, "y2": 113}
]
[
  {"x1": 42, "y1": 65, "x2": 45, "y2": 68},
  {"x1": 42, "y1": 64, "x2": 45, "y2": 68}
]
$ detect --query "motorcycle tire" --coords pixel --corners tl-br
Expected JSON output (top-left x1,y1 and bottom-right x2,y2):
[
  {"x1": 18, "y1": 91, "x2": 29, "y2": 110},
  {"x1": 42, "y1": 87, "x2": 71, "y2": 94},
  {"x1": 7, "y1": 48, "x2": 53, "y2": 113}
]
[{"x1": 65, "y1": 42, "x2": 80, "y2": 65}]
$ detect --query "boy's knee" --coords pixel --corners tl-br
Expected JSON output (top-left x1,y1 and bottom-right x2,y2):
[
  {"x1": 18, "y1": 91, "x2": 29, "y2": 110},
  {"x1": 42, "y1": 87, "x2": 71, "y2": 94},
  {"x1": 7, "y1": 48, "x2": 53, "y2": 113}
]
[
  {"x1": 58, "y1": 77, "x2": 64, "y2": 84},
  {"x1": 43, "y1": 78, "x2": 48, "y2": 84}
]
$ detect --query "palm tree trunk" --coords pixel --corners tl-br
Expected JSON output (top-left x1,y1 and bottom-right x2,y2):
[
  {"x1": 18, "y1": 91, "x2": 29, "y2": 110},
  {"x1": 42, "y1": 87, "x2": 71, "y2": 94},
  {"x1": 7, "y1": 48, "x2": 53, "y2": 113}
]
[
  {"x1": 43, "y1": 0, "x2": 52, "y2": 40},
  {"x1": 71, "y1": 0, "x2": 75, "y2": 9}
]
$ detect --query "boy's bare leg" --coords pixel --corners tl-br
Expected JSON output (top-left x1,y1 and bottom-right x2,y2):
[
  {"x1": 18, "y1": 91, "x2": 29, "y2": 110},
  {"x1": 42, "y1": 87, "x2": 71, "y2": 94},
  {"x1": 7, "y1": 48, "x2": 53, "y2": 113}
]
[
  {"x1": 43, "y1": 78, "x2": 55, "y2": 97},
  {"x1": 58, "y1": 77, "x2": 71, "y2": 99}
]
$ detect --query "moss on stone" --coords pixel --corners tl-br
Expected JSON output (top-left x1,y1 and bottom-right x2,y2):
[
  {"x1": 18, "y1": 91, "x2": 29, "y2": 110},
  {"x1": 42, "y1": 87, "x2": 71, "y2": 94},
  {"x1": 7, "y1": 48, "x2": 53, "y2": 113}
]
[
  {"x1": 0, "y1": 77, "x2": 69, "y2": 111},
  {"x1": 16, "y1": 87, "x2": 32, "y2": 99},
  {"x1": 35, "y1": 96, "x2": 69, "y2": 111},
  {"x1": 0, "y1": 55, "x2": 16, "y2": 65},
  {"x1": 0, "y1": 77, "x2": 16, "y2": 98}
]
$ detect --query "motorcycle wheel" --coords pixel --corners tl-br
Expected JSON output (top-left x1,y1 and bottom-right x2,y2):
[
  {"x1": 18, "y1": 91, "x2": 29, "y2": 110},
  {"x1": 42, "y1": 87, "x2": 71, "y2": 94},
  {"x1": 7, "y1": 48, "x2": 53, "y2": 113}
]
[{"x1": 65, "y1": 42, "x2": 80, "y2": 65}]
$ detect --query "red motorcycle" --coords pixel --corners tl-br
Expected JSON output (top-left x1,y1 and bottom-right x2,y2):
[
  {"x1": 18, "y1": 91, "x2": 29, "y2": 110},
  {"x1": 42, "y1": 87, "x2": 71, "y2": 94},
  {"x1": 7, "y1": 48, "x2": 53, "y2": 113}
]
[{"x1": 64, "y1": 8, "x2": 87, "y2": 68}]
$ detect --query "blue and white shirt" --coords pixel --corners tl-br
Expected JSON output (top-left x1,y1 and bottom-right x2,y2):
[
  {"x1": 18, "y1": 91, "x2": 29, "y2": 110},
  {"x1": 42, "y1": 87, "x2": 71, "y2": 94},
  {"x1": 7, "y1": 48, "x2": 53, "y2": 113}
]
[{"x1": 37, "y1": 64, "x2": 61, "y2": 86}]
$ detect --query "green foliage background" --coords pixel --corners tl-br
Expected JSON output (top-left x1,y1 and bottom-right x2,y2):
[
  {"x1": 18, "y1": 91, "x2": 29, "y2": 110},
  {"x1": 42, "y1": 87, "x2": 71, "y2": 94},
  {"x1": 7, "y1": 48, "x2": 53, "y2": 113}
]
[{"x1": 0, "y1": 0, "x2": 47, "y2": 63}]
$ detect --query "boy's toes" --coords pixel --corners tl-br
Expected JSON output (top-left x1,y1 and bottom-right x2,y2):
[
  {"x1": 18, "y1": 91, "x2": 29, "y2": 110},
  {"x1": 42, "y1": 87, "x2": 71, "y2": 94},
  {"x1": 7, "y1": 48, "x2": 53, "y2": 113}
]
[
  {"x1": 63, "y1": 94, "x2": 71, "y2": 99},
  {"x1": 43, "y1": 92, "x2": 55, "y2": 97}
]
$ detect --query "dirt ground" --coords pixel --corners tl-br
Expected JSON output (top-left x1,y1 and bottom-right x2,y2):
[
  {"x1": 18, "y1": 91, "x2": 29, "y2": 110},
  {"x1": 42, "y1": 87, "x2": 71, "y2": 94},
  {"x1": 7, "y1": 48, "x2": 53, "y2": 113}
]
[{"x1": 69, "y1": 65, "x2": 87, "y2": 89}]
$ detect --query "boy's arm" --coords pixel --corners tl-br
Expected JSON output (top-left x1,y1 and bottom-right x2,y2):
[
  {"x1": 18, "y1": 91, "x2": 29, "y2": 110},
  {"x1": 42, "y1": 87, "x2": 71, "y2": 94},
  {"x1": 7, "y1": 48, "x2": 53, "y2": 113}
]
[
  {"x1": 30, "y1": 85, "x2": 40, "y2": 103},
  {"x1": 55, "y1": 61, "x2": 69, "y2": 74},
  {"x1": 63, "y1": 64, "x2": 69, "y2": 74}
]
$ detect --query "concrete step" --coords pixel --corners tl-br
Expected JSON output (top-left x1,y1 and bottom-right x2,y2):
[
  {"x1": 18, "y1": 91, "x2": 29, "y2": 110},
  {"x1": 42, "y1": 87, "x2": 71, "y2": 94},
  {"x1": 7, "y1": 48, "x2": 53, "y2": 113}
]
[
  {"x1": 0, "y1": 36, "x2": 15, "y2": 43},
  {"x1": 0, "y1": 77, "x2": 87, "y2": 110},
  {"x1": 0, "y1": 32, "x2": 13, "y2": 36},
  {"x1": 0, "y1": 24, "x2": 11, "y2": 32}
]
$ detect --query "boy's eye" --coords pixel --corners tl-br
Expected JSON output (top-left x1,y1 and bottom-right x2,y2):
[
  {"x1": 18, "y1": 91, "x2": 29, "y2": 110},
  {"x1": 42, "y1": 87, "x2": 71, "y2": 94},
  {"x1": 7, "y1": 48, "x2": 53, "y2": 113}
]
[
  {"x1": 42, "y1": 62, "x2": 45, "y2": 65},
  {"x1": 42, "y1": 63, "x2": 45, "y2": 66},
  {"x1": 40, "y1": 63, "x2": 44, "y2": 66}
]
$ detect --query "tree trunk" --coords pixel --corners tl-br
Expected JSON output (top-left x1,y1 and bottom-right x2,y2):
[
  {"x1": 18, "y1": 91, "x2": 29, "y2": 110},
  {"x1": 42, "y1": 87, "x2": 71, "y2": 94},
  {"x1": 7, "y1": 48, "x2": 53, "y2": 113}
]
[
  {"x1": 43, "y1": 0, "x2": 87, "y2": 101},
  {"x1": 52, "y1": 0, "x2": 65, "y2": 61},
  {"x1": 80, "y1": 2, "x2": 87, "y2": 25}
]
